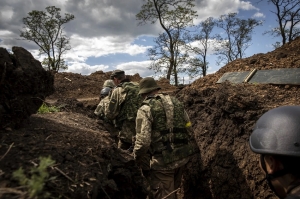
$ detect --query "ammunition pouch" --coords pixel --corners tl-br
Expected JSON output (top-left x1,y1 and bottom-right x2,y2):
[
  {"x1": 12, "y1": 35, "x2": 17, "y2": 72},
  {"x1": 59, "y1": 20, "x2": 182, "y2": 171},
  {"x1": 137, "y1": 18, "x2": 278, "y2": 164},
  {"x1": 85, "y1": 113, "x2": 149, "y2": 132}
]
[{"x1": 161, "y1": 144, "x2": 196, "y2": 164}]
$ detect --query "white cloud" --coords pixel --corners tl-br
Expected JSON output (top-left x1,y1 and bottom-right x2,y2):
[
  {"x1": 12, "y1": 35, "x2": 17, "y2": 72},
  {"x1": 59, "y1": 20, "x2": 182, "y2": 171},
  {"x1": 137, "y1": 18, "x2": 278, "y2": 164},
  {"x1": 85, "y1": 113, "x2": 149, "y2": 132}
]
[
  {"x1": 69, "y1": 34, "x2": 150, "y2": 58},
  {"x1": 239, "y1": 1, "x2": 259, "y2": 11},
  {"x1": 194, "y1": 0, "x2": 260, "y2": 23},
  {"x1": 253, "y1": 12, "x2": 265, "y2": 18},
  {"x1": 115, "y1": 60, "x2": 154, "y2": 77},
  {"x1": 65, "y1": 62, "x2": 110, "y2": 75}
]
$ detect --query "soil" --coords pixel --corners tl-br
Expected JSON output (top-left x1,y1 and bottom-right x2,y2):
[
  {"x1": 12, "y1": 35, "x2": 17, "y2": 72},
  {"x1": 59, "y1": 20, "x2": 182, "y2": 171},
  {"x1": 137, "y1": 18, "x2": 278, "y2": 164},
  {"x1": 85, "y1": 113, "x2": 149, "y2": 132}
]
[{"x1": 1, "y1": 37, "x2": 300, "y2": 199}]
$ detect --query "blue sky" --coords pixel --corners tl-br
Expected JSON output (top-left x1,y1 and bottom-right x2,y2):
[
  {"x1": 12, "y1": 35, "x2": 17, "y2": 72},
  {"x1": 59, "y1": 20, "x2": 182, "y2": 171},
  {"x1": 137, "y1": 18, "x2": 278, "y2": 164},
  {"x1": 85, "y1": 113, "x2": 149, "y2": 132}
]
[{"x1": 0, "y1": 0, "x2": 281, "y2": 82}]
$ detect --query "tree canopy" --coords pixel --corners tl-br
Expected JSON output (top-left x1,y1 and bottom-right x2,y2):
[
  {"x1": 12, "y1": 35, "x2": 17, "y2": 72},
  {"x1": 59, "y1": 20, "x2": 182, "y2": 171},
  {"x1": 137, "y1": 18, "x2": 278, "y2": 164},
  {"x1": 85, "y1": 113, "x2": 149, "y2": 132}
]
[
  {"x1": 214, "y1": 13, "x2": 262, "y2": 65},
  {"x1": 136, "y1": 0, "x2": 197, "y2": 86},
  {"x1": 20, "y1": 6, "x2": 75, "y2": 71},
  {"x1": 266, "y1": 0, "x2": 300, "y2": 46}
]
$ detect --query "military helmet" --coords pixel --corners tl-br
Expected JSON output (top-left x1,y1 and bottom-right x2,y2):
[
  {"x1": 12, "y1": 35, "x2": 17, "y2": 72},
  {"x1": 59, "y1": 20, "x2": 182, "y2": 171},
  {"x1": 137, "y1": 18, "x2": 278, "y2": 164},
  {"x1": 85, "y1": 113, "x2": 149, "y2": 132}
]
[
  {"x1": 139, "y1": 77, "x2": 161, "y2": 95},
  {"x1": 100, "y1": 87, "x2": 112, "y2": 97},
  {"x1": 249, "y1": 105, "x2": 300, "y2": 157},
  {"x1": 103, "y1": 80, "x2": 114, "y2": 88},
  {"x1": 110, "y1": 70, "x2": 125, "y2": 79}
]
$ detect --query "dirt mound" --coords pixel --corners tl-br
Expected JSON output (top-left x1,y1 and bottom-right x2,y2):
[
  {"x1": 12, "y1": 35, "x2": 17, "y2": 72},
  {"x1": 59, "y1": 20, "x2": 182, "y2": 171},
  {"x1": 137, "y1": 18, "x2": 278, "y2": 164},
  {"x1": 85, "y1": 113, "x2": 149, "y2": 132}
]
[
  {"x1": 0, "y1": 112, "x2": 147, "y2": 199},
  {"x1": 176, "y1": 37, "x2": 300, "y2": 198},
  {"x1": 0, "y1": 47, "x2": 54, "y2": 129},
  {"x1": 48, "y1": 71, "x2": 177, "y2": 101},
  {"x1": 48, "y1": 71, "x2": 145, "y2": 100},
  {"x1": 190, "y1": 36, "x2": 300, "y2": 90}
]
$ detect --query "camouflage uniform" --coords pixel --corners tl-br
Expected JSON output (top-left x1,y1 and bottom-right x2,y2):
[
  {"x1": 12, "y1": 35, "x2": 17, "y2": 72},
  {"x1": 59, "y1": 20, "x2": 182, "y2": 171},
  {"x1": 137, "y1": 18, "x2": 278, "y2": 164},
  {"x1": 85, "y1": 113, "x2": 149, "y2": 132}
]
[
  {"x1": 94, "y1": 96, "x2": 110, "y2": 118},
  {"x1": 106, "y1": 79, "x2": 141, "y2": 149},
  {"x1": 134, "y1": 93, "x2": 195, "y2": 199},
  {"x1": 103, "y1": 79, "x2": 115, "y2": 88}
]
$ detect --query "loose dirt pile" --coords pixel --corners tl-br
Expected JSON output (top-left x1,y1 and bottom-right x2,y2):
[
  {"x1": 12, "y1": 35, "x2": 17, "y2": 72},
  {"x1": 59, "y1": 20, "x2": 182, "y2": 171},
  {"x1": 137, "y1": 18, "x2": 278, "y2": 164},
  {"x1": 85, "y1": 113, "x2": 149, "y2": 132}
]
[
  {"x1": 1, "y1": 37, "x2": 300, "y2": 199},
  {"x1": 177, "y1": 37, "x2": 300, "y2": 199}
]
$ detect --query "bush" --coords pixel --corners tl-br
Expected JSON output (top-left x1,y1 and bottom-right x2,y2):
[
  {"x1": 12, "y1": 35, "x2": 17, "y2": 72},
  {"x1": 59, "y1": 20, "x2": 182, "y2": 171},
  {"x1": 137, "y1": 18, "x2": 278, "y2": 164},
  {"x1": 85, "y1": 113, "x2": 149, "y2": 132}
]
[{"x1": 13, "y1": 156, "x2": 56, "y2": 198}]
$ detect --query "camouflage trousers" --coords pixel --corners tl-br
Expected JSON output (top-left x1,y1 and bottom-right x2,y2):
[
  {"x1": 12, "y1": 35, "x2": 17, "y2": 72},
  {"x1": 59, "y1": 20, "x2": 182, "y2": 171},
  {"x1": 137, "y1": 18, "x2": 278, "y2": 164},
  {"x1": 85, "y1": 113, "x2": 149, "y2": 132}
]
[
  {"x1": 147, "y1": 166, "x2": 184, "y2": 199},
  {"x1": 117, "y1": 120, "x2": 136, "y2": 150}
]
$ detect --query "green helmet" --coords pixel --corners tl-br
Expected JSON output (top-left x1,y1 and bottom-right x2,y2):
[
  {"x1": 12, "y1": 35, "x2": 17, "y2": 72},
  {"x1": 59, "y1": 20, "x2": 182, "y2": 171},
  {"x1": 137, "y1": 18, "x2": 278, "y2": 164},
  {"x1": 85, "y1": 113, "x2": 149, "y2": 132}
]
[
  {"x1": 103, "y1": 80, "x2": 114, "y2": 88},
  {"x1": 110, "y1": 70, "x2": 125, "y2": 79},
  {"x1": 139, "y1": 77, "x2": 161, "y2": 95}
]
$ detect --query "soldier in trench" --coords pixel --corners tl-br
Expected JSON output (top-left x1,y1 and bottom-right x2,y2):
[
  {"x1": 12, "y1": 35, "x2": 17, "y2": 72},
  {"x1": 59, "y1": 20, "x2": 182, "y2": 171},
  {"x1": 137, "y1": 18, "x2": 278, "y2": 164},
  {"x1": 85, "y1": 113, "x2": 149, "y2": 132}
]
[
  {"x1": 249, "y1": 105, "x2": 300, "y2": 199},
  {"x1": 105, "y1": 70, "x2": 142, "y2": 150},
  {"x1": 94, "y1": 79, "x2": 115, "y2": 120},
  {"x1": 133, "y1": 77, "x2": 198, "y2": 199}
]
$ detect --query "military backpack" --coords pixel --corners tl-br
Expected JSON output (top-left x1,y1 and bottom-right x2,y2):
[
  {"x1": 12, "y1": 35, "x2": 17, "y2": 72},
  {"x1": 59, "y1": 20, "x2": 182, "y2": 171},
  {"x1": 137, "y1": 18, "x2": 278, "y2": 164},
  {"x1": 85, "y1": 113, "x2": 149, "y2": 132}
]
[{"x1": 116, "y1": 82, "x2": 143, "y2": 123}]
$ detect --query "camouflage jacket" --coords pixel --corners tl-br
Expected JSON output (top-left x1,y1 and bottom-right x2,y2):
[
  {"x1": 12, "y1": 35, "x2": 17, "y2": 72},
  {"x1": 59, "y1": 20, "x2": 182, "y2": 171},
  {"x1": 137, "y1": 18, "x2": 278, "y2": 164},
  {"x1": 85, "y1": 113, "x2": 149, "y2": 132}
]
[
  {"x1": 133, "y1": 93, "x2": 193, "y2": 170},
  {"x1": 105, "y1": 79, "x2": 141, "y2": 127},
  {"x1": 94, "y1": 96, "x2": 110, "y2": 118}
]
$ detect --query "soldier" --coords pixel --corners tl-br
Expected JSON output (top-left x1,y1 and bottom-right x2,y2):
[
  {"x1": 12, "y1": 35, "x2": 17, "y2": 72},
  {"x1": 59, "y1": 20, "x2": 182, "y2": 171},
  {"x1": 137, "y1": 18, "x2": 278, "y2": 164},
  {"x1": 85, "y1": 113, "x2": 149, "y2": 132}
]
[
  {"x1": 103, "y1": 79, "x2": 115, "y2": 88},
  {"x1": 249, "y1": 105, "x2": 300, "y2": 199},
  {"x1": 94, "y1": 87, "x2": 112, "y2": 119},
  {"x1": 98, "y1": 80, "x2": 114, "y2": 100},
  {"x1": 105, "y1": 70, "x2": 142, "y2": 150},
  {"x1": 133, "y1": 77, "x2": 197, "y2": 199}
]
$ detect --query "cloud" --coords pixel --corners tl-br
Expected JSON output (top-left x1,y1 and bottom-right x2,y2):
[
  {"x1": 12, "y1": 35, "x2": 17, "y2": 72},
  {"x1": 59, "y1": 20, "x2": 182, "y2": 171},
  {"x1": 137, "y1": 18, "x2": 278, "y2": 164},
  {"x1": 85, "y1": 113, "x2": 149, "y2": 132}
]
[
  {"x1": 253, "y1": 12, "x2": 265, "y2": 18},
  {"x1": 239, "y1": 1, "x2": 259, "y2": 11},
  {"x1": 65, "y1": 62, "x2": 110, "y2": 75},
  {"x1": 115, "y1": 60, "x2": 155, "y2": 77},
  {"x1": 194, "y1": 0, "x2": 260, "y2": 23}
]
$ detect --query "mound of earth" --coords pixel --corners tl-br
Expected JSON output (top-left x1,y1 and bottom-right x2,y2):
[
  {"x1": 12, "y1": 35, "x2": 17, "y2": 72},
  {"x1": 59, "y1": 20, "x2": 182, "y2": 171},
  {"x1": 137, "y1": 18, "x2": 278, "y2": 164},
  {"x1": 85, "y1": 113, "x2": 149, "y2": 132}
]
[
  {"x1": 0, "y1": 47, "x2": 54, "y2": 129},
  {"x1": 176, "y1": 37, "x2": 300, "y2": 199},
  {"x1": 48, "y1": 71, "x2": 177, "y2": 101}
]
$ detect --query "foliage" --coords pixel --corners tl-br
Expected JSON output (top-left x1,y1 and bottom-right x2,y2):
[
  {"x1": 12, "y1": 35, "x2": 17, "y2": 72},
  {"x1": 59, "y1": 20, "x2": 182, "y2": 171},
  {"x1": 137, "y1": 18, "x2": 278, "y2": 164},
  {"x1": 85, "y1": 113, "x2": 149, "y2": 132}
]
[
  {"x1": 136, "y1": 0, "x2": 197, "y2": 86},
  {"x1": 214, "y1": 13, "x2": 262, "y2": 65},
  {"x1": 13, "y1": 156, "x2": 56, "y2": 199},
  {"x1": 20, "y1": 6, "x2": 75, "y2": 72},
  {"x1": 265, "y1": 0, "x2": 300, "y2": 45},
  {"x1": 38, "y1": 103, "x2": 60, "y2": 114},
  {"x1": 186, "y1": 17, "x2": 217, "y2": 78}
]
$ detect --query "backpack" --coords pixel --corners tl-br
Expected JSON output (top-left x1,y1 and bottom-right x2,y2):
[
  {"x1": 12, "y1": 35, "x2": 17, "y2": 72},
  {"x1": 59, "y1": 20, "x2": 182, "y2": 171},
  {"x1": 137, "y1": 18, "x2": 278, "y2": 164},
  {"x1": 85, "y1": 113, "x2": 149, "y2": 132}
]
[
  {"x1": 116, "y1": 82, "x2": 143, "y2": 123},
  {"x1": 143, "y1": 94, "x2": 197, "y2": 164}
]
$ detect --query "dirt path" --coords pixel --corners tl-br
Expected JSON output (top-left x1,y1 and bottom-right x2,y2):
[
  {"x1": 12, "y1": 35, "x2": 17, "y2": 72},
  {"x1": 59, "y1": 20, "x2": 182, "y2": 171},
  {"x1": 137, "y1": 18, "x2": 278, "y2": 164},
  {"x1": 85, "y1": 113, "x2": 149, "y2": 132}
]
[{"x1": 45, "y1": 97, "x2": 99, "y2": 104}]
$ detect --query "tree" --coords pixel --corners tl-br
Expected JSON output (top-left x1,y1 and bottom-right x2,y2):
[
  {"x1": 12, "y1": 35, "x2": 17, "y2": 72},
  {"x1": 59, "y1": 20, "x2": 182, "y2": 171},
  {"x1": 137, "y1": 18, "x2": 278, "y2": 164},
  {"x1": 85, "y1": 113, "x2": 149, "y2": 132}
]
[
  {"x1": 136, "y1": 0, "x2": 197, "y2": 86},
  {"x1": 186, "y1": 17, "x2": 216, "y2": 77},
  {"x1": 148, "y1": 30, "x2": 190, "y2": 85},
  {"x1": 20, "y1": 6, "x2": 74, "y2": 71},
  {"x1": 214, "y1": 13, "x2": 262, "y2": 65},
  {"x1": 266, "y1": 0, "x2": 300, "y2": 45}
]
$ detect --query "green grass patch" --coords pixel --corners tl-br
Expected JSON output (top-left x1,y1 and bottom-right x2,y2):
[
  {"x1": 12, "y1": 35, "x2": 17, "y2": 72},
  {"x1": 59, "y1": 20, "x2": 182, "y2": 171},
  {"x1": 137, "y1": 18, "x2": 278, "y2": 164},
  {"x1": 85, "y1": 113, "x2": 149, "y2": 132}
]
[{"x1": 38, "y1": 103, "x2": 60, "y2": 114}]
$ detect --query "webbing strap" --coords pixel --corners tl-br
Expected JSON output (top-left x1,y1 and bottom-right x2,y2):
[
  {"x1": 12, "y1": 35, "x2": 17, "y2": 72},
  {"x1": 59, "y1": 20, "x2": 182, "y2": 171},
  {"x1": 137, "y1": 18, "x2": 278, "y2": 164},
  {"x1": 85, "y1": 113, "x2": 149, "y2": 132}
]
[{"x1": 159, "y1": 94, "x2": 174, "y2": 131}]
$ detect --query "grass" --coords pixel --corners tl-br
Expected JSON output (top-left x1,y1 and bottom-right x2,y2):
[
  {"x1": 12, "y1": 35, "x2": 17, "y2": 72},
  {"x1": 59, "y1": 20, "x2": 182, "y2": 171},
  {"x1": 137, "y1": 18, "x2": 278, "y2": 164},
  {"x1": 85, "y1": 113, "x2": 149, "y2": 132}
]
[{"x1": 37, "y1": 103, "x2": 60, "y2": 114}]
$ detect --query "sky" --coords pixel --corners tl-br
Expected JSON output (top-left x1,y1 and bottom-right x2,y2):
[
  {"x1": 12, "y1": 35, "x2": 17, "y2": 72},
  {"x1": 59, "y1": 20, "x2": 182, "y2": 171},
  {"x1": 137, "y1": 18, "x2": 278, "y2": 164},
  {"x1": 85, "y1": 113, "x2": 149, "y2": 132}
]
[{"x1": 0, "y1": 0, "x2": 280, "y2": 83}]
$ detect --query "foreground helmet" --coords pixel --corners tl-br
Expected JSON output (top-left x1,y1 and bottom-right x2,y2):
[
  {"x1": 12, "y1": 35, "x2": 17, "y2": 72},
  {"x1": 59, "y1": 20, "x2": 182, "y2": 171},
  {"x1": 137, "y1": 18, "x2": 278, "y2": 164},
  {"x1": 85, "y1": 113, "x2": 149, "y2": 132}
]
[
  {"x1": 100, "y1": 87, "x2": 112, "y2": 97},
  {"x1": 249, "y1": 105, "x2": 300, "y2": 157},
  {"x1": 139, "y1": 77, "x2": 161, "y2": 95},
  {"x1": 103, "y1": 80, "x2": 114, "y2": 88}
]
